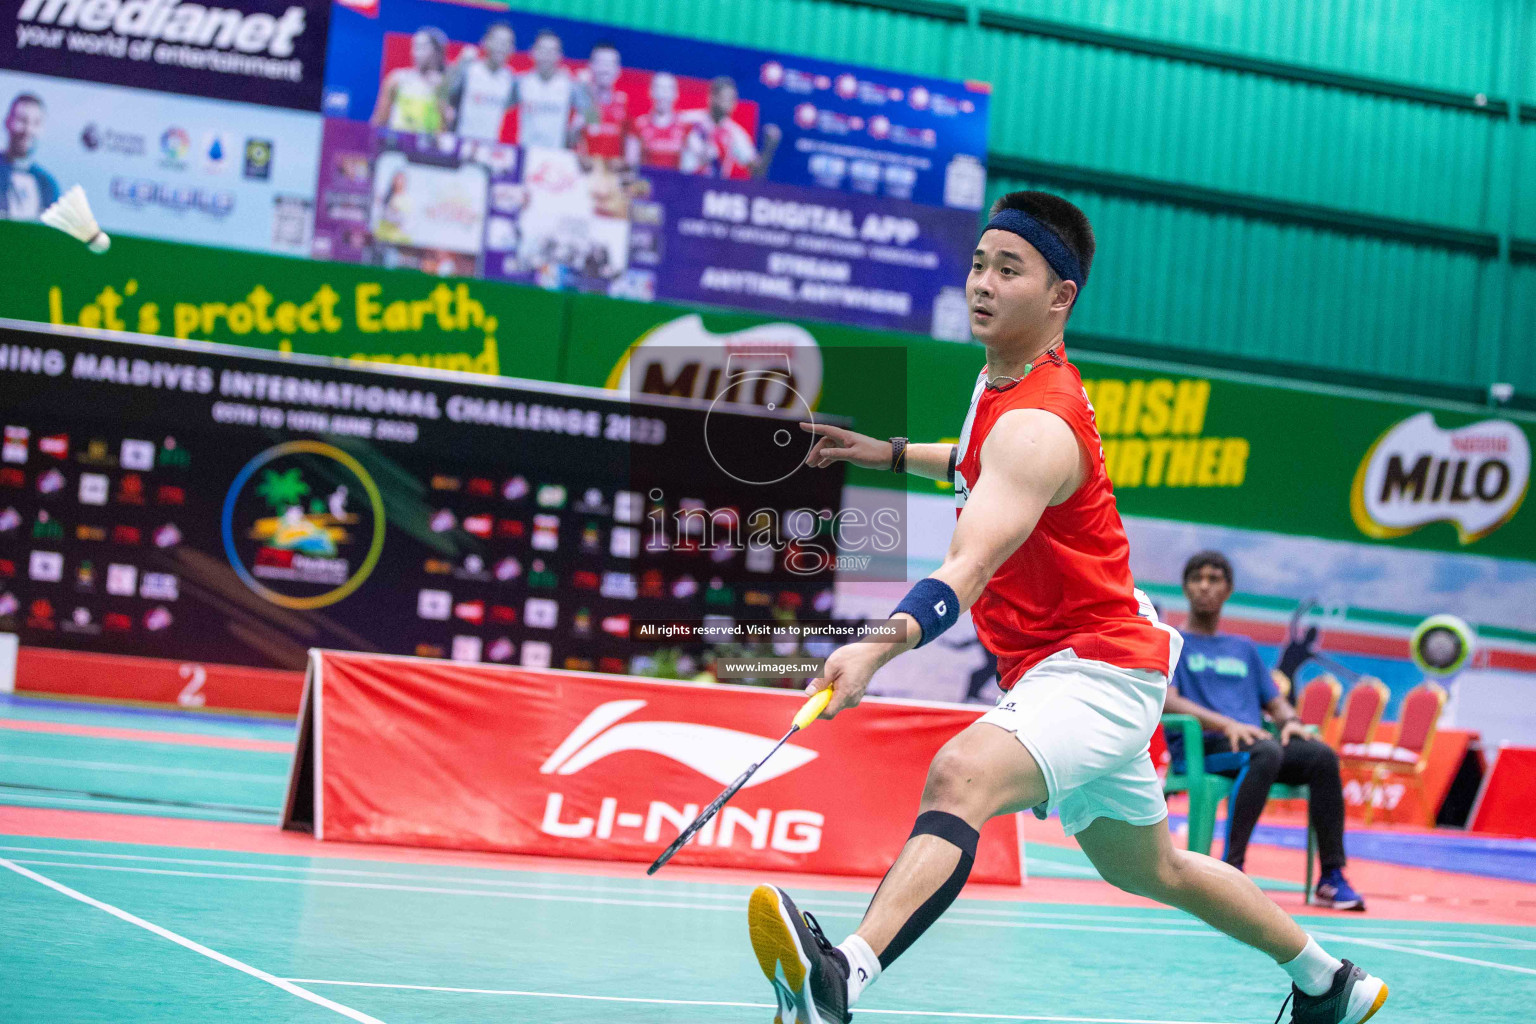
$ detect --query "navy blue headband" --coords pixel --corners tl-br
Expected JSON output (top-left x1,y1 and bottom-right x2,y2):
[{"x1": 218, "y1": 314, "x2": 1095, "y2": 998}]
[{"x1": 982, "y1": 208, "x2": 1084, "y2": 290}]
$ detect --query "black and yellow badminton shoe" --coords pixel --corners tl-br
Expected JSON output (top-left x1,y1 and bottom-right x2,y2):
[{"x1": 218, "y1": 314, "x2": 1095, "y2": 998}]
[
  {"x1": 748, "y1": 884, "x2": 852, "y2": 1024},
  {"x1": 1275, "y1": 960, "x2": 1388, "y2": 1024}
]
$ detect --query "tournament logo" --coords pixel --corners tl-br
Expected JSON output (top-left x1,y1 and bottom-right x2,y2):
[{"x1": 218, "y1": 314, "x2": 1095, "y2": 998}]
[
  {"x1": 222, "y1": 441, "x2": 384, "y2": 609},
  {"x1": 1351, "y1": 412, "x2": 1530, "y2": 545}
]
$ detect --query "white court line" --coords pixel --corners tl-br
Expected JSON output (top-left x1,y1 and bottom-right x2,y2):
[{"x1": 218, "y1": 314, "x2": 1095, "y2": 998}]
[
  {"x1": 0, "y1": 857, "x2": 387, "y2": 1023},
  {"x1": 0, "y1": 846, "x2": 1201, "y2": 925},
  {"x1": 1312, "y1": 930, "x2": 1536, "y2": 977},
  {"x1": 1293, "y1": 924, "x2": 1536, "y2": 947},
  {"x1": 283, "y1": 978, "x2": 1247, "y2": 1024},
  {"x1": 0, "y1": 753, "x2": 287, "y2": 782},
  {"x1": 1378, "y1": 940, "x2": 1536, "y2": 950},
  {"x1": 15, "y1": 857, "x2": 1536, "y2": 954},
  {"x1": 5, "y1": 846, "x2": 1533, "y2": 949},
  {"x1": 0, "y1": 792, "x2": 277, "y2": 819},
  {"x1": 4, "y1": 859, "x2": 1225, "y2": 936}
]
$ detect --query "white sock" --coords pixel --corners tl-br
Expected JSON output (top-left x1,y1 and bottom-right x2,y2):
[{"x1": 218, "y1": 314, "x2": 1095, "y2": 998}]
[
  {"x1": 1280, "y1": 937, "x2": 1343, "y2": 996},
  {"x1": 836, "y1": 934, "x2": 882, "y2": 1006}
]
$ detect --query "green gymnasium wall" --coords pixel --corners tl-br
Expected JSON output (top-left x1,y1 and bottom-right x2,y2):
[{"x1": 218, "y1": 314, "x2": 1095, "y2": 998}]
[{"x1": 508, "y1": 0, "x2": 1536, "y2": 398}]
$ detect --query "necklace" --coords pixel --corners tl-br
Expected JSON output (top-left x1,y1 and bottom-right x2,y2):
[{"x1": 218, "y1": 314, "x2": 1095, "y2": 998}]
[
  {"x1": 984, "y1": 366, "x2": 1031, "y2": 391},
  {"x1": 984, "y1": 345, "x2": 1062, "y2": 391}
]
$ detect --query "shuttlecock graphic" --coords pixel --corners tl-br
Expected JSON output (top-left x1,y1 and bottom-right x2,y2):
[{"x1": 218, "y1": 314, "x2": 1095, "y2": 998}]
[{"x1": 41, "y1": 185, "x2": 110, "y2": 254}]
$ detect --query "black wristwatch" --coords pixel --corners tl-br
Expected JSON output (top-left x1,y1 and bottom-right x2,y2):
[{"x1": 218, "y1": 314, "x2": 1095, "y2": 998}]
[
  {"x1": 946, "y1": 444, "x2": 958, "y2": 483},
  {"x1": 889, "y1": 436, "x2": 908, "y2": 472}
]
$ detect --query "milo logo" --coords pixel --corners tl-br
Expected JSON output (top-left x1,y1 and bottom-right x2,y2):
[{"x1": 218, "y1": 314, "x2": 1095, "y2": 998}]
[{"x1": 1351, "y1": 412, "x2": 1530, "y2": 544}]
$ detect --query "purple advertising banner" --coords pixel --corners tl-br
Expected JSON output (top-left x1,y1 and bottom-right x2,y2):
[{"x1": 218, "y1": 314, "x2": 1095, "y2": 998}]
[
  {"x1": 321, "y1": 0, "x2": 989, "y2": 210},
  {"x1": 641, "y1": 172, "x2": 976, "y2": 338},
  {"x1": 2, "y1": 0, "x2": 332, "y2": 112},
  {"x1": 311, "y1": 120, "x2": 979, "y2": 338}
]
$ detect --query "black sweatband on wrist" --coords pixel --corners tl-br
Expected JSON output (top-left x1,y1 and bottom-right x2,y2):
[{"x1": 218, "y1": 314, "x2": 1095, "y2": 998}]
[
  {"x1": 892, "y1": 577, "x2": 959, "y2": 647},
  {"x1": 946, "y1": 444, "x2": 958, "y2": 483}
]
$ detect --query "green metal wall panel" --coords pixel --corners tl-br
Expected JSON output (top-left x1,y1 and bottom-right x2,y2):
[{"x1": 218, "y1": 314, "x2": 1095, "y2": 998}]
[
  {"x1": 984, "y1": 0, "x2": 1508, "y2": 95},
  {"x1": 975, "y1": 28, "x2": 1495, "y2": 229},
  {"x1": 985, "y1": 178, "x2": 1506, "y2": 388},
  {"x1": 1517, "y1": 126, "x2": 1536, "y2": 237},
  {"x1": 1507, "y1": 265, "x2": 1536, "y2": 390}
]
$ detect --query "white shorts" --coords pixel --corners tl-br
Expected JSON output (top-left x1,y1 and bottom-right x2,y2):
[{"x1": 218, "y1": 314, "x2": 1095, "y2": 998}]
[{"x1": 978, "y1": 640, "x2": 1181, "y2": 837}]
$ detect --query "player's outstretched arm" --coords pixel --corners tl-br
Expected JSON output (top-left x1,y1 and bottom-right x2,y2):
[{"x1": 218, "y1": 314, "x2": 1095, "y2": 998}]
[
  {"x1": 808, "y1": 409, "x2": 1080, "y2": 716},
  {"x1": 800, "y1": 422, "x2": 955, "y2": 481}
]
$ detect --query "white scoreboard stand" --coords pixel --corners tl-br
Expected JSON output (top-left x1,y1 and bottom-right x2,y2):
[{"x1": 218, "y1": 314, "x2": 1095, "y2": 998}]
[{"x1": 0, "y1": 632, "x2": 17, "y2": 694}]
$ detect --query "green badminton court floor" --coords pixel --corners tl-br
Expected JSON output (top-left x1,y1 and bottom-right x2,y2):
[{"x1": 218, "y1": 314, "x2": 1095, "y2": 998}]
[
  {"x1": 3, "y1": 831, "x2": 1535, "y2": 1023},
  {"x1": 2, "y1": 695, "x2": 1533, "y2": 1022}
]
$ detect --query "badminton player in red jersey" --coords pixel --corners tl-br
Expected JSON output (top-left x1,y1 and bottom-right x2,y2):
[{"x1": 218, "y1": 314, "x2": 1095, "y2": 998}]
[{"x1": 747, "y1": 191, "x2": 1388, "y2": 1024}]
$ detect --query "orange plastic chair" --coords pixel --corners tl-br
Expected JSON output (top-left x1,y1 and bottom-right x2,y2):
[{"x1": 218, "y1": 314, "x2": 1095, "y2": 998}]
[
  {"x1": 1296, "y1": 674, "x2": 1343, "y2": 734},
  {"x1": 1341, "y1": 681, "x2": 1448, "y2": 826}
]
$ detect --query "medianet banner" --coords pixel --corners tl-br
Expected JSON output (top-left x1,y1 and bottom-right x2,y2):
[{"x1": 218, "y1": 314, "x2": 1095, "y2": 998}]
[{"x1": 4, "y1": 0, "x2": 332, "y2": 111}]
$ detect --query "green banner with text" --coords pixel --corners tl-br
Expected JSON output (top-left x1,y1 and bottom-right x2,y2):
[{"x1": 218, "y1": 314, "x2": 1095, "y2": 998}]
[{"x1": 0, "y1": 221, "x2": 564, "y2": 382}]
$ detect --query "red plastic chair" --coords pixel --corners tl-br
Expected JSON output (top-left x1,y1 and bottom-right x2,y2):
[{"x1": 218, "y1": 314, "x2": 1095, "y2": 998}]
[
  {"x1": 1341, "y1": 681, "x2": 1448, "y2": 825},
  {"x1": 1296, "y1": 675, "x2": 1343, "y2": 734},
  {"x1": 1334, "y1": 677, "x2": 1388, "y2": 751}
]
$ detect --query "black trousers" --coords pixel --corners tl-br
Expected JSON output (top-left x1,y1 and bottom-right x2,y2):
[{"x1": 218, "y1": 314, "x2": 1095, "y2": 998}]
[{"x1": 1205, "y1": 735, "x2": 1347, "y2": 873}]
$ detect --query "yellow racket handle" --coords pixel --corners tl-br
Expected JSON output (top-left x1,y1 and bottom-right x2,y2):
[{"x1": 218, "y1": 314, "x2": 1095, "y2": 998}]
[{"x1": 793, "y1": 687, "x2": 835, "y2": 730}]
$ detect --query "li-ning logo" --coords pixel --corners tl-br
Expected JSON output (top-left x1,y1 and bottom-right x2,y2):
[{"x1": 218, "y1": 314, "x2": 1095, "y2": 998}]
[
  {"x1": 1351, "y1": 412, "x2": 1530, "y2": 545},
  {"x1": 539, "y1": 700, "x2": 825, "y2": 853},
  {"x1": 541, "y1": 699, "x2": 818, "y2": 785},
  {"x1": 933, "y1": 600, "x2": 947, "y2": 615}
]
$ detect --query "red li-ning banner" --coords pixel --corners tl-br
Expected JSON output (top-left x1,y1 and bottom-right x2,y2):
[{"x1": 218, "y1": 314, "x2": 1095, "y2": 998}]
[{"x1": 284, "y1": 650, "x2": 1023, "y2": 883}]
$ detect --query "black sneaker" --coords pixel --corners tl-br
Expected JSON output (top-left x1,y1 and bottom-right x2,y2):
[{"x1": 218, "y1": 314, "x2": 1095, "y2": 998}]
[
  {"x1": 1275, "y1": 959, "x2": 1388, "y2": 1024},
  {"x1": 748, "y1": 884, "x2": 852, "y2": 1024}
]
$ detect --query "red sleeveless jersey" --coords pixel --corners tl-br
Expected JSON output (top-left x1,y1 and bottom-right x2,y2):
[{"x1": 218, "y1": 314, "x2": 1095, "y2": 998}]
[{"x1": 954, "y1": 346, "x2": 1170, "y2": 689}]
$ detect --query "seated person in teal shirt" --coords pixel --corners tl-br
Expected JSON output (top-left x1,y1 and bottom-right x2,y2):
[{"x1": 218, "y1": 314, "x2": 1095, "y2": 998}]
[{"x1": 1168, "y1": 551, "x2": 1364, "y2": 911}]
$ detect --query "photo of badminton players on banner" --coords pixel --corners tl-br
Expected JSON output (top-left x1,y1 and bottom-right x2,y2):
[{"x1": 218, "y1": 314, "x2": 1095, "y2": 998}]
[
  {"x1": 322, "y1": 0, "x2": 988, "y2": 208},
  {"x1": 346, "y1": 22, "x2": 791, "y2": 180}
]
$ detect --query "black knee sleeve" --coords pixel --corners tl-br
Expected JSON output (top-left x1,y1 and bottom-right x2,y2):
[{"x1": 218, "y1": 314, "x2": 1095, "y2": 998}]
[{"x1": 878, "y1": 810, "x2": 980, "y2": 969}]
